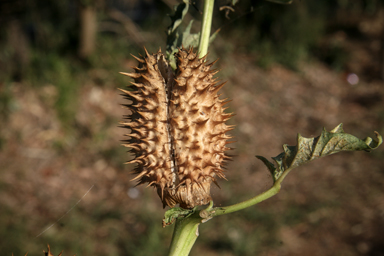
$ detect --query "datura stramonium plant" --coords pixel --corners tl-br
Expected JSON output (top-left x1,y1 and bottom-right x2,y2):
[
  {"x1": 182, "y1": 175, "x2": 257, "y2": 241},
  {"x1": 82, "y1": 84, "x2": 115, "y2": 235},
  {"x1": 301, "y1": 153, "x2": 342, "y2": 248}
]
[{"x1": 120, "y1": 47, "x2": 234, "y2": 209}]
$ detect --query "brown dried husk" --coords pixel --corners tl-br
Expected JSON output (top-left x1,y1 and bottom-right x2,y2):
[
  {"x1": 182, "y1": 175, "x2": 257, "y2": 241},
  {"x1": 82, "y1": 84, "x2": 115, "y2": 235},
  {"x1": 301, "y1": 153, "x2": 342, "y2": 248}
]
[{"x1": 120, "y1": 47, "x2": 233, "y2": 209}]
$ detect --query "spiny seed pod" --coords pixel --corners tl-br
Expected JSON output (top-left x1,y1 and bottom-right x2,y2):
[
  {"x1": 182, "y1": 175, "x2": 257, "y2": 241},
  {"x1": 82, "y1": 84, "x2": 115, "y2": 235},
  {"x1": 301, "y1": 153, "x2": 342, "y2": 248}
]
[{"x1": 120, "y1": 47, "x2": 234, "y2": 209}]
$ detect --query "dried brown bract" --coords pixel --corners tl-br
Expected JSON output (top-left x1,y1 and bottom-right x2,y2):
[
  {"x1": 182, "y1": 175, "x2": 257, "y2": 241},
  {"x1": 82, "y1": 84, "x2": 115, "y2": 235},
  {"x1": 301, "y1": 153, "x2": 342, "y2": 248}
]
[{"x1": 120, "y1": 47, "x2": 234, "y2": 209}]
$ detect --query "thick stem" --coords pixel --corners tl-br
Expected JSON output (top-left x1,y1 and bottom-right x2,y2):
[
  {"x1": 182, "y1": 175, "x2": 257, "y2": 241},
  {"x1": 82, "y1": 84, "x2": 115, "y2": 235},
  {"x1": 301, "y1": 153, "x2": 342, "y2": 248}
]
[
  {"x1": 198, "y1": 0, "x2": 214, "y2": 58},
  {"x1": 168, "y1": 212, "x2": 202, "y2": 256},
  {"x1": 167, "y1": 2, "x2": 215, "y2": 254}
]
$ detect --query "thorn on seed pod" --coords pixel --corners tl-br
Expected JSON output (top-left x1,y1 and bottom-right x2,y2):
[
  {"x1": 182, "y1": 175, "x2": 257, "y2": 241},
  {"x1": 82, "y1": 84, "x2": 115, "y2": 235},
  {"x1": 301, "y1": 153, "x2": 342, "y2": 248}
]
[
  {"x1": 43, "y1": 244, "x2": 75, "y2": 256},
  {"x1": 121, "y1": 47, "x2": 234, "y2": 209}
]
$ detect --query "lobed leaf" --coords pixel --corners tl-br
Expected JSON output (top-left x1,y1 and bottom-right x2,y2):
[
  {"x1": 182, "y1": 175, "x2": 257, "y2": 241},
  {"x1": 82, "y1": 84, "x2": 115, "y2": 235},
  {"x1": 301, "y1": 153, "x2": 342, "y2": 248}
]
[{"x1": 257, "y1": 124, "x2": 382, "y2": 183}]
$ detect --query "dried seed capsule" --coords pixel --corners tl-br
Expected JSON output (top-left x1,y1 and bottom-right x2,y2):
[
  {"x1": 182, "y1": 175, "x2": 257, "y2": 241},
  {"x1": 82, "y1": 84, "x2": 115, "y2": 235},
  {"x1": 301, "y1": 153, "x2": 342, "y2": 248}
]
[
  {"x1": 121, "y1": 47, "x2": 233, "y2": 209},
  {"x1": 120, "y1": 49, "x2": 176, "y2": 195}
]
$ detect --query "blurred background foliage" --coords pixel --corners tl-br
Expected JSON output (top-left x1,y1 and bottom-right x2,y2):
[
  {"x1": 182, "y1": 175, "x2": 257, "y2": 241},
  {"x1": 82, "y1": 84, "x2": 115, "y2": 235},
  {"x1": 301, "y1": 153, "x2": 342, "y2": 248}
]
[{"x1": 0, "y1": 0, "x2": 384, "y2": 255}]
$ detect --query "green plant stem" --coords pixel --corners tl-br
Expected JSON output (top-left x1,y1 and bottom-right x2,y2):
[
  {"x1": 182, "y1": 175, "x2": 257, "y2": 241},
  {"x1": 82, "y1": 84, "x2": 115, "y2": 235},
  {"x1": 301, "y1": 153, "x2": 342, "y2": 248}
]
[
  {"x1": 168, "y1": 212, "x2": 202, "y2": 256},
  {"x1": 198, "y1": 0, "x2": 214, "y2": 58},
  {"x1": 166, "y1": 168, "x2": 293, "y2": 256},
  {"x1": 210, "y1": 168, "x2": 293, "y2": 217},
  {"x1": 167, "y1": 3, "x2": 215, "y2": 255}
]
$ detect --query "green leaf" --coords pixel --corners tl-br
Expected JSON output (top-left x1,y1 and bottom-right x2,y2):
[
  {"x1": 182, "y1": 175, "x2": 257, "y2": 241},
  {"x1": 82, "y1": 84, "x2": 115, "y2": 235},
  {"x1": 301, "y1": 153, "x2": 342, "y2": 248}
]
[
  {"x1": 167, "y1": 0, "x2": 189, "y2": 35},
  {"x1": 166, "y1": 0, "x2": 219, "y2": 68},
  {"x1": 209, "y1": 28, "x2": 220, "y2": 44},
  {"x1": 257, "y1": 124, "x2": 382, "y2": 183},
  {"x1": 166, "y1": 0, "x2": 189, "y2": 69},
  {"x1": 167, "y1": 19, "x2": 202, "y2": 69},
  {"x1": 182, "y1": 20, "x2": 200, "y2": 49}
]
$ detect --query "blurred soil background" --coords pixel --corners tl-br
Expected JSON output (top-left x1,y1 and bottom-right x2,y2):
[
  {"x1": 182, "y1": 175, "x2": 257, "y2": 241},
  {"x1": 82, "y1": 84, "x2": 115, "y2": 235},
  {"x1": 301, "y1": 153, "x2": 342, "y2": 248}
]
[{"x1": 0, "y1": 0, "x2": 384, "y2": 255}]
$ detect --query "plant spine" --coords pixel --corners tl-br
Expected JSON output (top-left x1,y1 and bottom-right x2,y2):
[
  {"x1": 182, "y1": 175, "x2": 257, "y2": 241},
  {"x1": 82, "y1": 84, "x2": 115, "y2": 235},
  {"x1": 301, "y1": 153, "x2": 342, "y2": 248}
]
[{"x1": 120, "y1": 47, "x2": 233, "y2": 209}]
